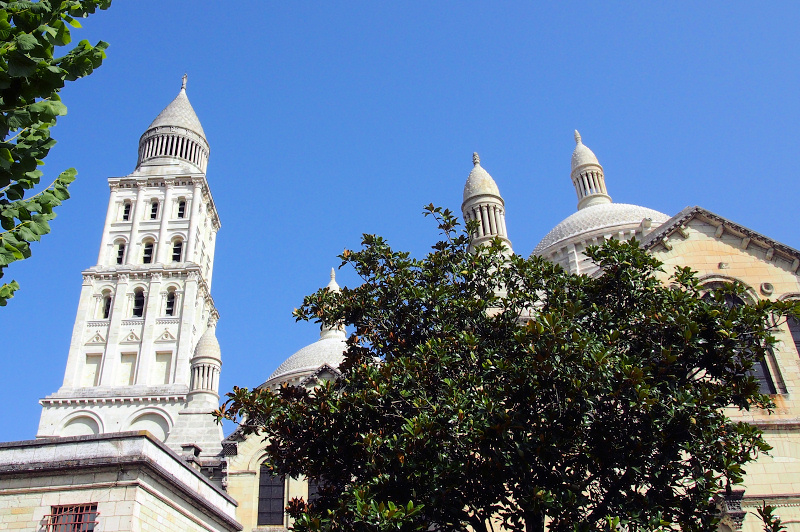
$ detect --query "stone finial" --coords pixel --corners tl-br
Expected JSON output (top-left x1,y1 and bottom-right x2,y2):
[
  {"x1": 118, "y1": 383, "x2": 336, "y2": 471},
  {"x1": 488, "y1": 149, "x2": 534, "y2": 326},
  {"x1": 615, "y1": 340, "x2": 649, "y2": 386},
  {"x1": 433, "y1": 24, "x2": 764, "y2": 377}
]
[
  {"x1": 473, "y1": 152, "x2": 480, "y2": 166},
  {"x1": 181, "y1": 73, "x2": 187, "y2": 90},
  {"x1": 330, "y1": 268, "x2": 335, "y2": 282},
  {"x1": 574, "y1": 130, "x2": 582, "y2": 145}
]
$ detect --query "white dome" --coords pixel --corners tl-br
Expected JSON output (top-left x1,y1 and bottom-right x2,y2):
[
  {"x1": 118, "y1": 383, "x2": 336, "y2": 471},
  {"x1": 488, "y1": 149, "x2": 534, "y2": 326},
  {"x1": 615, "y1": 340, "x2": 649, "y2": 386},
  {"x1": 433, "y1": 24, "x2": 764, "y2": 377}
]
[
  {"x1": 266, "y1": 336, "x2": 347, "y2": 384},
  {"x1": 463, "y1": 153, "x2": 500, "y2": 201},
  {"x1": 146, "y1": 86, "x2": 206, "y2": 139},
  {"x1": 571, "y1": 139, "x2": 600, "y2": 171},
  {"x1": 534, "y1": 203, "x2": 670, "y2": 254},
  {"x1": 193, "y1": 326, "x2": 221, "y2": 361}
]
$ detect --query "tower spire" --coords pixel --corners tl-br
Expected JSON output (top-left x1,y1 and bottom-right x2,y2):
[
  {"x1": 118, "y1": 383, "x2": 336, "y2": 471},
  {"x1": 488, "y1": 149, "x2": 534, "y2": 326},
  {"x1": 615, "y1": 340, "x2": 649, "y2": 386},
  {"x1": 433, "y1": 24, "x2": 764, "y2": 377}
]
[
  {"x1": 181, "y1": 73, "x2": 187, "y2": 90},
  {"x1": 461, "y1": 152, "x2": 512, "y2": 253},
  {"x1": 570, "y1": 130, "x2": 611, "y2": 210}
]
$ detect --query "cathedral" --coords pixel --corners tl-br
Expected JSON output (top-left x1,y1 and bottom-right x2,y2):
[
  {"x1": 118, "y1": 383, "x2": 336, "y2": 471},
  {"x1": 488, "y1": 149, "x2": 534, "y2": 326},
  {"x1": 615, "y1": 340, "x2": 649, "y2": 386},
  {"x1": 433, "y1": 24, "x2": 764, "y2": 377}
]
[{"x1": 0, "y1": 82, "x2": 798, "y2": 531}]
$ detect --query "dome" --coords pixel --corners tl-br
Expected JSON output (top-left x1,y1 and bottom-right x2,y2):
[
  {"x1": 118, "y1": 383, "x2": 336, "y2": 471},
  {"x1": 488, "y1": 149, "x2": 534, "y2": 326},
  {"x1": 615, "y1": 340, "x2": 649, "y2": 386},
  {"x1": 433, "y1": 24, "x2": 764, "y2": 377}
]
[
  {"x1": 146, "y1": 83, "x2": 206, "y2": 139},
  {"x1": 571, "y1": 131, "x2": 600, "y2": 171},
  {"x1": 533, "y1": 202, "x2": 670, "y2": 254},
  {"x1": 463, "y1": 152, "x2": 500, "y2": 202},
  {"x1": 193, "y1": 326, "x2": 221, "y2": 361},
  {"x1": 266, "y1": 336, "x2": 347, "y2": 384}
]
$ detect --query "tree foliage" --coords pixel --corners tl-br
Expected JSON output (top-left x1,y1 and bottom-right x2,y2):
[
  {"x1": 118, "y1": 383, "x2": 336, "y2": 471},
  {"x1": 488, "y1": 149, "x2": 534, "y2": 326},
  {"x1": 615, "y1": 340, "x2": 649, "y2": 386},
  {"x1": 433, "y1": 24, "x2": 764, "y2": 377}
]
[
  {"x1": 220, "y1": 206, "x2": 799, "y2": 532},
  {"x1": 0, "y1": 0, "x2": 110, "y2": 306}
]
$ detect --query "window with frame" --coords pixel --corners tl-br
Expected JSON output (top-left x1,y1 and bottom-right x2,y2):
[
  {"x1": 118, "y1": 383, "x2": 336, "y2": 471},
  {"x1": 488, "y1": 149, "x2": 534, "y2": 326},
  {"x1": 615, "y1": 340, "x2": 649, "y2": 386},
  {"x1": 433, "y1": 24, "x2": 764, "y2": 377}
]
[
  {"x1": 142, "y1": 241, "x2": 154, "y2": 264},
  {"x1": 101, "y1": 293, "x2": 112, "y2": 319},
  {"x1": 115, "y1": 242, "x2": 126, "y2": 265},
  {"x1": 177, "y1": 199, "x2": 186, "y2": 219},
  {"x1": 121, "y1": 201, "x2": 131, "y2": 221},
  {"x1": 132, "y1": 289, "x2": 145, "y2": 318},
  {"x1": 257, "y1": 464, "x2": 286, "y2": 526},
  {"x1": 45, "y1": 503, "x2": 98, "y2": 531},
  {"x1": 165, "y1": 289, "x2": 176, "y2": 316},
  {"x1": 172, "y1": 240, "x2": 183, "y2": 262},
  {"x1": 150, "y1": 200, "x2": 159, "y2": 220},
  {"x1": 789, "y1": 316, "x2": 800, "y2": 357}
]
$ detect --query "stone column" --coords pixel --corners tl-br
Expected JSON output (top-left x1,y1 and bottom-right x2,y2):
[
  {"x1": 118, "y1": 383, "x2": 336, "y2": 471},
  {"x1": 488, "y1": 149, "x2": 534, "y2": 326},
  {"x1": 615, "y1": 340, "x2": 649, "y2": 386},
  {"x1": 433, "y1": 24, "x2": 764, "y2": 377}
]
[
  {"x1": 175, "y1": 271, "x2": 200, "y2": 386},
  {"x1": 100, "y1": 273, "x2": 130, "y2": 386},
  {"x1": 60, "y1": 274, "x2": 95, "y2": 389},
  {"x1": 126, "y1": 180, "x2": 148, "y2": 265},
  {"x1": 184, "y1": 179, "x2": 203, "y2": 264},
  {"x1": 156, "y1": 181, "x2": 174, "y2": 263},
  {"x1": 97, "y1": 183, "x2": 119, "y2": 265},
  {"x1": 136, "y1": 271, "x2": 162, "y2": 384}
]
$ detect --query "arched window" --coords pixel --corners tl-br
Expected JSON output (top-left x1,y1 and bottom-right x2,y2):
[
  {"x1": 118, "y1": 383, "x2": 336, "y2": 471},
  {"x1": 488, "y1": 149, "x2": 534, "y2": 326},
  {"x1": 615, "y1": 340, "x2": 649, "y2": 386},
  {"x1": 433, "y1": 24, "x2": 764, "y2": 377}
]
[
  {"x1": 177, "y1": 199, "x2": 187, "y2": 219},
  {"x1": 122, "y1": 201, "x2": 131, "y2": 221},
  {"x1": 172, "y1": 239, "x2": 183, "y2": 262},
  {"x1": 115, "y1": 242, "x2": 126, "y2": 265},
  {"x1": 257, "y1": 464, "x2": 285, "y2": 526},
  {"x1": 165, "y1": 289, "x2": 176, "y2": 316},
  {"x1": 703, "y1": 288, "x2": 776, "y2": 394},
  {"x1": 150, "y1": 200, "x2": 159, "y2": 220},
  {"x1": 142, "y1": 241, "x2": 154, "y2": 264},
  {"x1": 101, "y1": 292, "x2": 112, "y2": 319},
  {"x1": 132, "y1": 289, "x2": 145, "y2": 318},
  {"x1": 789, "y1": 316, "x2": 800, "y2": 357}
]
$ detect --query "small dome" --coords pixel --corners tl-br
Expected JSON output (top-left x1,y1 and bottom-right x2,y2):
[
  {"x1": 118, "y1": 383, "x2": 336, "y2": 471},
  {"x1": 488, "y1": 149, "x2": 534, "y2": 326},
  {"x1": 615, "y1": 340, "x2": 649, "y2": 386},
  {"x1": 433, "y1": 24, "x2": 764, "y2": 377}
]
[
  {"x1": 571, "y1": 130, "x2": 600, "y2": 171},
  {"x1": 534, "y1": 203, "x2": 670, "y2": 254},
  {"x1": 463, "y1": 152, "x2": 501, "y2": 202},
  {"x1": 266, "y1": 336, "x2": 347, "y2": 385},
  {"x1": 193, "y1": 326, "x2": 221, "y2": 361},
  {"x1": 146, "y1": 83, "x2": 206, "y2": 139}
]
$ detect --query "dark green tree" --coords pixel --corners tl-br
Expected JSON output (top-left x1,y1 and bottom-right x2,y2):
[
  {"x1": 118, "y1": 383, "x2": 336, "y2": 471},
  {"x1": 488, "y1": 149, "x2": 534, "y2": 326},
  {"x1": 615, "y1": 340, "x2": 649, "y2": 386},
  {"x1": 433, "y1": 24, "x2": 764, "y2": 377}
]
[
  {"x1": 220, "y1": 206, "x2": 799, "y2": 532},
  {"x1": 0, "y1": 0, "x2": 110, "y2": 305}
]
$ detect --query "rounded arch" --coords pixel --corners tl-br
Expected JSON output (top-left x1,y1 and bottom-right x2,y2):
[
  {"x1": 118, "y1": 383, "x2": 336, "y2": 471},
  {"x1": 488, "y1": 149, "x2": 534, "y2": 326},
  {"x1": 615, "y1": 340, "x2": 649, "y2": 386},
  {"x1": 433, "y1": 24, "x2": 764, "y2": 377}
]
[
  {"x1": 697, "y1": 274, "x2": 758, "y2": 304},
  {"x1": 60, "y1": 410, "x2": 104, "y2": 437},
  {"x1": 248, "y1": 446, "x2": 272, "y2": 472},
  {"x1": 125, "y1": 408, "x2": 173, "y2": 442},
  {"x1": 779, "y1": 293, "x2": 800, "y2": 302}
]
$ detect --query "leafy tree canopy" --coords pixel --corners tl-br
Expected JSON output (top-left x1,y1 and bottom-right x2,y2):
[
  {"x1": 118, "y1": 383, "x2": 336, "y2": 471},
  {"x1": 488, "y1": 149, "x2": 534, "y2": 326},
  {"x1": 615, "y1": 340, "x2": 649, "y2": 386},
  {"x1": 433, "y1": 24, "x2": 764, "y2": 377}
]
[
  {"x1": 0, "y1": 0, "x2": 110, "y2": 306},
  {"x1": 220, "y1": 206, "x2": 800, "y2": 532}
]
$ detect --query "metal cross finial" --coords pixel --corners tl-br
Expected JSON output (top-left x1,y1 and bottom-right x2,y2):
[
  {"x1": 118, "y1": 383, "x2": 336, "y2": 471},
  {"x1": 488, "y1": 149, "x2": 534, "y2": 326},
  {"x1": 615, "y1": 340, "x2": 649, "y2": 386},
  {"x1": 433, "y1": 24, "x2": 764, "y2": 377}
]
[
  {"x1": 472, "y1": 152, "x2": 480, "y2": 166},
  {"x1": 181, "y1": 73, "x2": 188, "y2": 90}
]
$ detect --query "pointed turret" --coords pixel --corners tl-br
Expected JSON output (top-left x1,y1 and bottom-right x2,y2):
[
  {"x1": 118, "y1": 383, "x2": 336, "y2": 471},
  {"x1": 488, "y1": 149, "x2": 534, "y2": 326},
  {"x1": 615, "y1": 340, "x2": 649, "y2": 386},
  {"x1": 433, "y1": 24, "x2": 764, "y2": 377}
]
[
  {"x1": 571, "y1": 130, "x2": 611, "y2": 210},
  {"x1": 320, "y1": 268, "x2": 346, "y2": 340},
  {"x1": 137, "y1": 75, "x2": 210, "y2": 172},
  {"x1": 461, "y1": 152, "x2": 512, "y2": 252}
]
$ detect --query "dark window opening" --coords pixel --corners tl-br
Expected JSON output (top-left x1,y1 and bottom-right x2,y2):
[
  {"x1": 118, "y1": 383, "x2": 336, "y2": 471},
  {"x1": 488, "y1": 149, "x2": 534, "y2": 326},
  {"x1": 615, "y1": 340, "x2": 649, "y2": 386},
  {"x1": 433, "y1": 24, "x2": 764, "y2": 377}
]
[
  {"x1": 150, "y1": 201, "x2": 159, "y2": 220},
  {"x1": 115, "y1": 243, "x2": 126, "y2": 265},
  {"x1": 122, "y1": 202, "x2": 131, "y2": 221},
  {"x1": 257, "y1": 465, "x2": 285, "y2": 526},
  {"x1": 142, "y1": 242, "x2": 154, "y2": 264},
  {"x1": 166, "y1": 291, "x2": 176, "y2": 316},
  {"x1": 102, "y1": 295, "x2": 112, "y2": 319},
  {"x1": 132, "y1": 290, "x2": 145, "y2": 318},
  {"x1": 789, "y1": 316, "x2": 800, "y2": 357},
  {"x1": 177, "y1": 200, "x2": 186, "y2": 219},
  {"x1": 172, "y1": 240, "x2": 183, "y2": 262},
  {"x1": 45, "y1": 503, "x2": 98, "y2": 532}
]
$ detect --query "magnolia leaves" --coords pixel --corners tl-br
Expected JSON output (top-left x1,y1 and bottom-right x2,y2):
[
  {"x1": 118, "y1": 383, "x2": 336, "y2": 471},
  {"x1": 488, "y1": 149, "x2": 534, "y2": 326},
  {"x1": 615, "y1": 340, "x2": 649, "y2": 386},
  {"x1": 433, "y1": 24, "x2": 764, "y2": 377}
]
[{"x1": 0, "y1": 0, "x2": 110, "y2": 306}]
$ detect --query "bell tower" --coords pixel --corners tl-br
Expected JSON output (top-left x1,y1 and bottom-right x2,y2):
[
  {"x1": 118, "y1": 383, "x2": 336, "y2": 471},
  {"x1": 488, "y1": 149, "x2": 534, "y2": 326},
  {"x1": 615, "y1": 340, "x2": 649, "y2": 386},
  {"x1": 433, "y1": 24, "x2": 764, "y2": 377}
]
[{"x1": 37, "y1": 78, "x2": 223, "y2": 455}]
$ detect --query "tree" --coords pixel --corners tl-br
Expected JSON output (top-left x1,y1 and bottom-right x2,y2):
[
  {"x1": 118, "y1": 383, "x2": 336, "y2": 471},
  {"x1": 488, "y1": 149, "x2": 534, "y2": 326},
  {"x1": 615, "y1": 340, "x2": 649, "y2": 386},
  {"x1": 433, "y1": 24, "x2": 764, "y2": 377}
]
[
  {"x1": 220, "y1": 206, "x2": 800, "y2": 532},
  {"x1": 0, "y1": 0, "x2": 110, "y2": 306}
]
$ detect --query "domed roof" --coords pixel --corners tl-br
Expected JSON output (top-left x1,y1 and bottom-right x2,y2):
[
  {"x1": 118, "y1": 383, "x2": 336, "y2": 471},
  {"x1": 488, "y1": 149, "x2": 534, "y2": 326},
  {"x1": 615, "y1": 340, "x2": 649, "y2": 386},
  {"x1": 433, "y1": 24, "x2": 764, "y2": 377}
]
[
  {"x1": 571, "y1": 130, "x2": 600, "y2": 171},
  {"x1": 534, "y1": 203, "x2": 670, "y2": 254},
  {"x1": 266, "y1": 336, "x2": 347, "y2": 384},
  {"x1": 463, "y1": 152, "x2": 500, "y2": 202},
  {"x1": 193, "y1": 326, "x2": 221, "y2": 361},
  {"x1": 146, "y1": 77, "x2": 206, "y2": 139}
]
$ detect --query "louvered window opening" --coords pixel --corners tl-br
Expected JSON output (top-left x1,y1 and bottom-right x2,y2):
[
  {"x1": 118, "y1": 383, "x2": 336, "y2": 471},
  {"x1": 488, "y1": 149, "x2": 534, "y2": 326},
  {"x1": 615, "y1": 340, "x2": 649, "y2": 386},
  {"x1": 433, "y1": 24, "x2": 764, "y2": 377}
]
[
  {"x1": 139, "y1": 133, "x2": 208, "y2": 171},
  {"x1": 45, "y1": 503, "x2": 98, "y2": 531}
]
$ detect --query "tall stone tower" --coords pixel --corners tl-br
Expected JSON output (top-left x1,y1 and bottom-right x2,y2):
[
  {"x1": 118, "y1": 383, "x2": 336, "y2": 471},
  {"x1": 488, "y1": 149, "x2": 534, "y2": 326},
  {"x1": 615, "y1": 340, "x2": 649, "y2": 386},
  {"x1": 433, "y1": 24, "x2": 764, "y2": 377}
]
[{"x1": 37, "y1": 78, "x2": 224, "y2": 456}]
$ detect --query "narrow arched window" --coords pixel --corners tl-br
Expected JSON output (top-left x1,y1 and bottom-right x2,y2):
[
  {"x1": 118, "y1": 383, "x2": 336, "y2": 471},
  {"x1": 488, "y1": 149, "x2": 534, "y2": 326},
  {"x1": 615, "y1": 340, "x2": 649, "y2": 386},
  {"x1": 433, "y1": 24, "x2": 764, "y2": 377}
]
[
  {"x1": 172, "y1": 240, "x2": 183, "y2": 262},
  {"x1": 142, "y1": 241, "x2": 154, "y2": 264},
  {"x1": 132, "y1": 289, "x2": 145, "y2": 318},
  {"x1": 122, "y1": 201, "x2": 131, "y2": 221},
  {"x1": 165, "y1": 290, "x2": 176, "y2": 316},
  {"x1": 150, "y1": 200, "x2": 159, "y2": 220},
  {"x1": 115, "y1": 242, "x2": 126, "y2": 265},
  {"x1": 257, "y1": 465, "x2": 285, "y2": 526},
  {"x1": 177, "y1": 199, "x2": 186, "y2": 219},
  {"x1": 789, "y1": 316, "x2": 800, "y2": 357},
  {"x1": 101, "y1": 293, "x2": 112, "y2": 319}
]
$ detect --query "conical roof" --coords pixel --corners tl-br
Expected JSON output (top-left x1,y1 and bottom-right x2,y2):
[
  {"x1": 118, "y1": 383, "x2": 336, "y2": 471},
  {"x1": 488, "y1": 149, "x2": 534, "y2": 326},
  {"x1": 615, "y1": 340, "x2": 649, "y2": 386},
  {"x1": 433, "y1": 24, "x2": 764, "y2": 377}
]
[
  {"x1": 571, "y1": 130, "x2": 600, "y2": 171},
  {"x1": 147, "y1": 83, "x2": 206, "y2": 139},
  {"x1": 463, "y1": 152, "x2": 501, "y2": 202},
  {"x1": 193, "y1": 325, "x2": 221, "y2": 361}
]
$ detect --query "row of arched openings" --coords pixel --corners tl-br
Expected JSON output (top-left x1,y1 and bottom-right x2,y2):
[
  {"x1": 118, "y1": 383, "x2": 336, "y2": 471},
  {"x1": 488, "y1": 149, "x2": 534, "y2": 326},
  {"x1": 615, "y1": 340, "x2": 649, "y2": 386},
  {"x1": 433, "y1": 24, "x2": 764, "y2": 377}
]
[{"x1": 120, "y1": 199, "x2": 188, "y2": 222}]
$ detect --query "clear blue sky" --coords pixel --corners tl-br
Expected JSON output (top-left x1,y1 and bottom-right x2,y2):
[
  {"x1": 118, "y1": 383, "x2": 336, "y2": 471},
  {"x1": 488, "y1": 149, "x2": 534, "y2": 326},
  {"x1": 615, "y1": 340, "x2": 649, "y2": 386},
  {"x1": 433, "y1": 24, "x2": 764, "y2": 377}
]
[{"x1": 1, "y1": 3, "x2": 798, "y2": 442}]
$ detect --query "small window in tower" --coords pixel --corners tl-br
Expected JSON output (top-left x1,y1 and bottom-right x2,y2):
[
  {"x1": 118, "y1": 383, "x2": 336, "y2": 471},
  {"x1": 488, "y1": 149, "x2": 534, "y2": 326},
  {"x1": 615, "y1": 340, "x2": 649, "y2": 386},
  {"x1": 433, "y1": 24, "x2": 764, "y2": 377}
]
[
  {"x1": 45, "y1": 503, "x2": 99, "y2": 532},
  {"x1": 165, "y1": 290, "x2": 176, "y2": 316},
  {"x1": 142, "y1": 242, "x2": 154, "y2": 264},
  {"x1": 177, "y1": 199, "x2": 187, "y2": 219},
  {"x1": 132, "y1": 289, "x2": 145, "y2": 318},
  {"x1": 122, "y1": 201, "x2": 131, "y2": 221},
  {"x1": 101, "y1": 294, "x2": 112, "y2": 319},
  {"x1": 115, "y1": 242, "x2": 126, "y2": 265},
  {"x1": 150, "y1": 200, "x2": 159, "y2": 220},
  {"x1": 172, "y1": 240, "x2": 183, "y2": 262}
]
